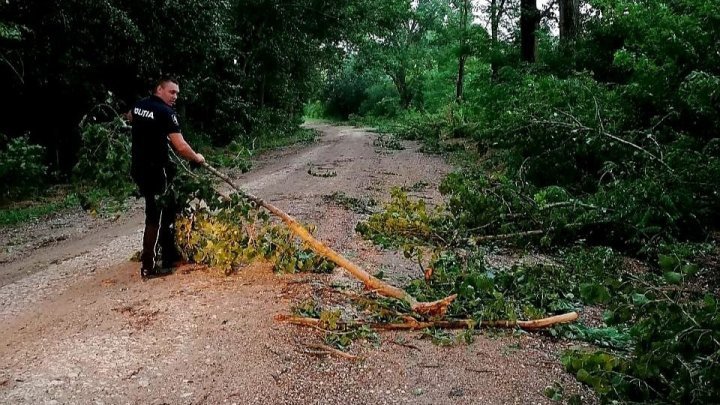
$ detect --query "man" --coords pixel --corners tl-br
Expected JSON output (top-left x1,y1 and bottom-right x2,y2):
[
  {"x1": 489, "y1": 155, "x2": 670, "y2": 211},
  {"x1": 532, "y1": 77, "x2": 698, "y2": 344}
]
[{"x1": 130, "y1": 77, "x2": 205, "y2": 278}]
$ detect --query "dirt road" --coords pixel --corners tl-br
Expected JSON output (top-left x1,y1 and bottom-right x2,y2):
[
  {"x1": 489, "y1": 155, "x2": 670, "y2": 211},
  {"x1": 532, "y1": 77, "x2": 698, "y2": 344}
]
[{"x1": 0, "y1": 125, "x2": 593, "y2": 404}]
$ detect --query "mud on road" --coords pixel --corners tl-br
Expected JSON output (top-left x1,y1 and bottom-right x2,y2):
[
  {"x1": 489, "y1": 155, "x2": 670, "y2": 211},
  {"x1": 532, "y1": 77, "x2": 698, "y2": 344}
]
[{"x1": 0, "y1": 125, "x2": 595, "y2": 404}]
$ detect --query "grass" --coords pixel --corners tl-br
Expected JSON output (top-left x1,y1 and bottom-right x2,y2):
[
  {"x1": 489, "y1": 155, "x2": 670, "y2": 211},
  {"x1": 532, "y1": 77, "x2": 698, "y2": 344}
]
[
  {"x1": 0, "y1": 191, "x2": 79, "y2": 227},
  {"x1": 254, "y1": 127, "x2": 318, "y2": 151}
]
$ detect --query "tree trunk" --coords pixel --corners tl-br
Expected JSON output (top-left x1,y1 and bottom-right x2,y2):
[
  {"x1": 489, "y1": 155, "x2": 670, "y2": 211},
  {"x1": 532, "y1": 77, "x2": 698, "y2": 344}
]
[
  {"x1": 259, "y1": 74, "x2": 266, "y2": 107},
  {"x1": 489, "y1": 0, "x2": 506, "y2": 78},
  {"x1": 559, "y1": 0, "x2": 580, "y2": 41},
  {"x1": 520, "y1": 0, "x2": 539, "y2": 63},
  {"x1": 390, "y1": 70, "x2": 412, "y2": 109},
  {"x1": 455, "y1": 0, "x2": 470, "y2": 103},
  {"x1": 456, "y1": 55, "x2": 466, "y2": 102}
]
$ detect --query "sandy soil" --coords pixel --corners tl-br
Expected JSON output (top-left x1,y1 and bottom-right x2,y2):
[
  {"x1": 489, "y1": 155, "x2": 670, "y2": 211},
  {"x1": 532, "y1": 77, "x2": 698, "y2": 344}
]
[{"x1": 0, "y1": 124, "x2": 596, "y2": 404}]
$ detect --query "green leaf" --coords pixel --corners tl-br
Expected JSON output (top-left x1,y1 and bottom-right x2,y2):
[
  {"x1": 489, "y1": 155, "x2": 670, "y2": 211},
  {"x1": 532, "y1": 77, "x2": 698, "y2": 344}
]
[
  {"x1": 580, "y1": 283, "x2": 611, "y2": 305},
  {"x1": 632, "y1": 293, "x2": 650, "y2": 306},
  {"x1": 658, "y1": 254, "x2": 679, "y2": 272},
  {"x1": 576, "y1": 368, "x2": 591, "y2": 383},
  {"x1": 663, "y1": 271, "x2": 683, "y2": 285},
  {"x1": 681, "y1": 264, "x2": 699, "y2": 276}
]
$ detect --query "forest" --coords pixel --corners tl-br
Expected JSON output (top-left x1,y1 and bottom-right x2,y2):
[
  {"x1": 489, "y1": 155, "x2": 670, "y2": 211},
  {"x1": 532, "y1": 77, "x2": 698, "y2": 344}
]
[{"x1": 1, "y1": 0, "x2": 719, "y2": 403}]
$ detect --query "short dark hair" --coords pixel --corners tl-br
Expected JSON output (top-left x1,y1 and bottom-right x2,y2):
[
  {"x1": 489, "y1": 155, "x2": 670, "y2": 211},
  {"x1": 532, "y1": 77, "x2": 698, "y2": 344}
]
[{"x1": 155, "y1": 76, "x2": 178, "y2": 89}]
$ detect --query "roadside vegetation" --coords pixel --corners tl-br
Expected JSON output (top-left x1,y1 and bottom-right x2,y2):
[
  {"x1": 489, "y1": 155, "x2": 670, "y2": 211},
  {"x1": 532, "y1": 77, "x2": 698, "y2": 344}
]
[
  {"x1": 308, "y1": 0, "x2": 719, "y2": 403},
  {"x1": 1, "y1": 0, "x2": 718, "y2": 402}
]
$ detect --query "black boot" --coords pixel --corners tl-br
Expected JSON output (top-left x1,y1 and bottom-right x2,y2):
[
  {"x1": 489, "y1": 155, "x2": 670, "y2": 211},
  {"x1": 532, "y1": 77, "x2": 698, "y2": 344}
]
[{"x1": 140, "y1": 224, "x2": 159, "y2": 278}]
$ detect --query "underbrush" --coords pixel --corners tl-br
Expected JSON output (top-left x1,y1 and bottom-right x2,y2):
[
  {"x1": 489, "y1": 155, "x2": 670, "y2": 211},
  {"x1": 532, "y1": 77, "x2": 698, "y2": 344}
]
[
  {"x1": 171, "y1": 171, "x2": 335, "y2": 275},
  {"x1": 0, "y1": 113, "x2": 323, "y2": 226},
  {"x1": 356, "y1": 180, "x2": 718, "y2": 403}
]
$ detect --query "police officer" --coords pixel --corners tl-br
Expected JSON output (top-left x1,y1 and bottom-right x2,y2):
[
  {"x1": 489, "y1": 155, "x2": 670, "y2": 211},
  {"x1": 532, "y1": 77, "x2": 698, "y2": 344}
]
[{"x1": 130, "y1": 77, "x2": 205, "y2": 278}]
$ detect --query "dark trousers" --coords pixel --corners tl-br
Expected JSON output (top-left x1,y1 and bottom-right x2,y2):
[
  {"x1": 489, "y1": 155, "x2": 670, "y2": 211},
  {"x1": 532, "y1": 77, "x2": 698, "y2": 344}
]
[{"x1": 133, "y1": 165, "x2": 179, "y2": 269}]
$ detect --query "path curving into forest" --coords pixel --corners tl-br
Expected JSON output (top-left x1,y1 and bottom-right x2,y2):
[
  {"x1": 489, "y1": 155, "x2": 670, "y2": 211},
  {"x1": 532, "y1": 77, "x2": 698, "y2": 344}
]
[{"x1": 0, "y1": 124, "x2": 595, "y2": 404}]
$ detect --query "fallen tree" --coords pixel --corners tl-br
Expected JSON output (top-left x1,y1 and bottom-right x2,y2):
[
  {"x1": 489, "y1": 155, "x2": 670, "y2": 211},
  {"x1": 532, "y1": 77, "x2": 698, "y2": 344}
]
[{"x1": 202, "y1": 163, "x2": 457, "y2": 317}]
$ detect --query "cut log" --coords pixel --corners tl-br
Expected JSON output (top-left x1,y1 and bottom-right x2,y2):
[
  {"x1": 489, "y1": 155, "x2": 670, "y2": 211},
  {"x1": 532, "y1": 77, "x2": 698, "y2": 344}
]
[
  {"x1": 275, "y1": 311, "x2": 578, "y2": 331},
  {"x1": 203, "y1": 163, "x2": 456, "y2": 316}
]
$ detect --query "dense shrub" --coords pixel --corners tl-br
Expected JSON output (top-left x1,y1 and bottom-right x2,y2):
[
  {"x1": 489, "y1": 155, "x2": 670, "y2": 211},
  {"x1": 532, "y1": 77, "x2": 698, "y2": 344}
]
[
  {"x1": 0, "y1": 135, "x2": 48, "y2": 201},
  {"x1": 72, "y1": 118, "x2": 133, "y2": 200}
]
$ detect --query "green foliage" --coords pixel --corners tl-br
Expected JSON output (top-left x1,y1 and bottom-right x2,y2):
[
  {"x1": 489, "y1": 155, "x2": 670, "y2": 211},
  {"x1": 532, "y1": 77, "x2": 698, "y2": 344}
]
[
  {"x1": 325, "y1": 324, "x2": 380, "y2": 350},
  {"x1": 358, "y1": 182, "x2": 717, "y2": 402},
  {"x1": 355, "y1": 188, "x2": 447, "y2": 248},
  {"x1": 303, "y1": 101, "x2": 326, "y2": 120},
  {"x1": 72, "y1": 118, "x2": 133, "y2": 200},
  {"x1": 563, "y1": 294, "x2": 720, "y2": 403},
  {"x1": 174, "y1": 176, "x2": 335, "y2": 275},
  {"x1": 209, "y1": 140, "x2": 252, "y2": 172},
  {"x1": 0, "y1": 135, "x2": 47, "y2": 201},
  {"x1": 321, "y1": 62, "x2": 375, "y2": 120}
]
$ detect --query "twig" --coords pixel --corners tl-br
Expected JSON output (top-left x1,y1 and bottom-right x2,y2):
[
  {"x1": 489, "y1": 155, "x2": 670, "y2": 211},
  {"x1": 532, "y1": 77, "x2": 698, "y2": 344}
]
[
  {"x1": 0, "y1": 51, "x2": 24, "y2": 85},
  {"x1": 471, "y1": 229, "x2": 545, "y2": 242},
  {"x1": 539, "y1": 201, "x2": 606, "y2": 211},
  {"x1": 300, "y1": 343, "x2": 360, "y2": 361},
  {"x1": 390, "y1": 340, "x2": 421, "y2": 351},
  {"x1": 531, "y1": 117, "x2": 673, "y2": 172}
]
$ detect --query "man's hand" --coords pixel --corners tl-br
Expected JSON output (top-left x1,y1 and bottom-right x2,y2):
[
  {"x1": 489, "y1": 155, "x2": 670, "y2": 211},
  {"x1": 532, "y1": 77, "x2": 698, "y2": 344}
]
[{"x1": 190, "y1": 153, "x2": 205, "y2": 169}]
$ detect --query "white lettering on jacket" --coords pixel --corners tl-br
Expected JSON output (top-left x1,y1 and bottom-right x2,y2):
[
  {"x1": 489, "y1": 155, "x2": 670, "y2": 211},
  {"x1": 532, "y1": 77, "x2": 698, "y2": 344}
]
[{"x1": 134, "y1": 108, "x2": 155, "y2": 119}]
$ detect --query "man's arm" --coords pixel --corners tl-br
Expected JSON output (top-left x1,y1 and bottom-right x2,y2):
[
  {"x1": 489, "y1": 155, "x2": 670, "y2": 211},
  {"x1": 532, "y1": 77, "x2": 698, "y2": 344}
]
[{"x1": 168, "y1": 133, "x2": 205, "y2": 164}]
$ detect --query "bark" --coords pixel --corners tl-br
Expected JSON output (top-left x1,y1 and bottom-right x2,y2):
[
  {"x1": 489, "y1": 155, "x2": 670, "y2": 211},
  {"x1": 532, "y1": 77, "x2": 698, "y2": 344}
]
[
  {"x1": 559, "y1": 0, "x2": 580, "y2": 41},
  {"x1": 202, "y1": 163, "x2": 457, "y2": 317},
  {"x1": 389, "y1": 69, "x2": 412, "y2": 109},
  {"x1": 455, "y1": 0, "x2": 470, "y2": 103},
  {"x1": 456, "y1": 55, "x2": 467, "y2": 103},
  {"x1": 299, "y1": 343, "x2": 360, "y2": 361},
  {"x1": 276, "y1": 312, "x2": 579, "y2": 331},
  {"x1": 520, "y1": 0, "x2": 539, "y2": 63},
  {"x1": 489, "y1": 0, "x2": 507, "y2": 78}
]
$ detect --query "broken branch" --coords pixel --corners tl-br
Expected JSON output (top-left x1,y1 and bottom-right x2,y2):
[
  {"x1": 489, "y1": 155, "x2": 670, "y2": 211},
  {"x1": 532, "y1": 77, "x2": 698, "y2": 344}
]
[
  {"x1": 202, "y1": 163, "x2": 456, "y2": 316},
  {"x1": 276, "y1": 311, "x2": 578, "y2": 331}
]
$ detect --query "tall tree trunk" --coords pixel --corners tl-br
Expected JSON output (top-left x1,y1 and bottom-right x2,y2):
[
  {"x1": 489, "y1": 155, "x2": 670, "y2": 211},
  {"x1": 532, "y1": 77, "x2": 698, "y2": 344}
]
[
  {"x1": 390, "y1": 70, "x2": 412, "y2": 109},
  {"x1": 455, "y1": 0, "x2": 470, "y2": 103},
  {"x1": 559, "y1": 0, "x2": 580, "y2": 41},
  {"x1": 456, "y1": 55, "x2": 467, "y2": 102},
  {"x1": 489, "y1": 0, "x2": 506, "y2": 78},
  {"x1": 259, "y1": 74, "x2": 266, "y2": 107},
  {"x1": 520, "y1": 0, "x2": 538, "y2": 63}
]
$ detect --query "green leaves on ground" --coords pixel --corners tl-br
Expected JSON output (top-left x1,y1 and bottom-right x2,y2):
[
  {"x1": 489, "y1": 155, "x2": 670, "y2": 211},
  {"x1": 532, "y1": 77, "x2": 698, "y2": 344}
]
[
  {"x1": 174, "y1": 177, "x2": 335, "y2": 275},
  {"x1": 357, "y1": 185, "x2": 717, "y2": 403}
]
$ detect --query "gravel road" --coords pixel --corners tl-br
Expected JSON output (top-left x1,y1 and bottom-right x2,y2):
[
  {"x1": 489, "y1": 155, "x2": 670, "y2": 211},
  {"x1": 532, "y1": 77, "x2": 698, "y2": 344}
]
[{"x1": 0, "y1": 124, "x2": 595, "y2": 404}]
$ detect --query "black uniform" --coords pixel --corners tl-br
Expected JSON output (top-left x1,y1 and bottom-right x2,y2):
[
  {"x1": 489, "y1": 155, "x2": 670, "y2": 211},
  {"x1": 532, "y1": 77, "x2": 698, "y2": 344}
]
[
  {"x1": 131, "y1": 95, "x2": 182, "y2": 272},
  {"x1": 131, "y1": 95, "x2": 181, "y2": 197}
]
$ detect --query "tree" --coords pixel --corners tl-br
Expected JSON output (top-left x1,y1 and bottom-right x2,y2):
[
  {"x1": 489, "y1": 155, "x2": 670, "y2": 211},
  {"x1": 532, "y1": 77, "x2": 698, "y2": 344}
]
[
  {"x1": 452, "y1": 0, "x2": 472, "y2": 102},
  {"x1": 520, "y1": 0, "x2": 539, "y2": 62},
  {"x1": 559, "y1": 0, "x2": 579, "y2": 41},
  {"x1": 355, "y1": 0, "x2": 447, "y2": 109}
]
